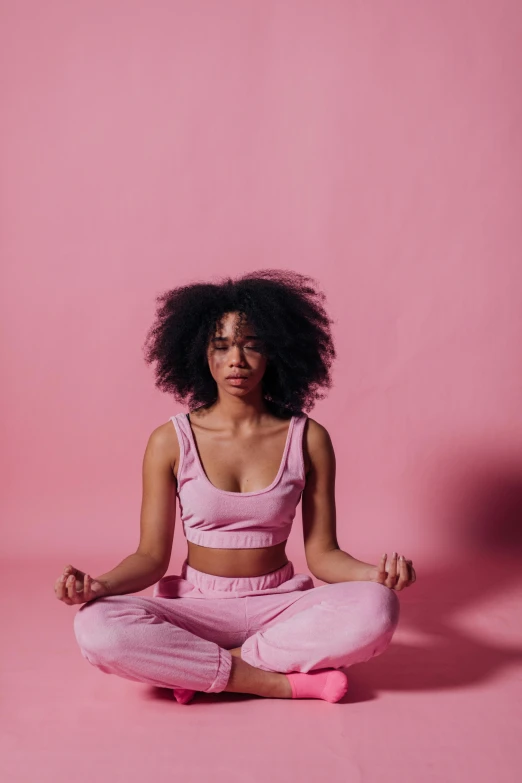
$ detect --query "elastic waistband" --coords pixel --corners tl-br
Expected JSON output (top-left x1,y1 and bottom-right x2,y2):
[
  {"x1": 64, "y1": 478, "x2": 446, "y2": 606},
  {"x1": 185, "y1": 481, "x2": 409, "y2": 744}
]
[{"x1": 180, "y1": 558, "x2": 295, "y2": 594}]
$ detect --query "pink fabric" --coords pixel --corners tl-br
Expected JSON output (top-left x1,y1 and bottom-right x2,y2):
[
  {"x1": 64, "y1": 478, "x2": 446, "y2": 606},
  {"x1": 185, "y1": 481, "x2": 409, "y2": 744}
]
[
  {"x1": 171, "y1": 412, "x2": 307, "y2": 549},
  {"x1": 73, "y1": 559, "x2": 400, "y2": 694}
]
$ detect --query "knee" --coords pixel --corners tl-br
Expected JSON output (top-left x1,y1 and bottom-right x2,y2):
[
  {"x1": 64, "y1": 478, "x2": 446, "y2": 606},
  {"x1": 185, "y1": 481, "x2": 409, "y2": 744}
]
[
  {"x1": 298, "y1": 582, "x2": 400, "y2": 666},
  {"x1": 328, "y1": 580, "x2": 400, "y2": 637},
  {"x1": 325, "y1": 582, "x2": 400, "y2": 662},
  {"x1": 360, "y1": 582, "x2": 400, "y2": 637},
  {"x1": 73, "y1": 597, "x2": 127, "y2": 664}
]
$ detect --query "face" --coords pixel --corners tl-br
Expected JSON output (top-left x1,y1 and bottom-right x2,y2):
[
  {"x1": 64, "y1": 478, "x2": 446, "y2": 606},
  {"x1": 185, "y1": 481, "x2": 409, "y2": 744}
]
[{"x1": 206, "y1": 311, "x2": 268, "y2": 395}]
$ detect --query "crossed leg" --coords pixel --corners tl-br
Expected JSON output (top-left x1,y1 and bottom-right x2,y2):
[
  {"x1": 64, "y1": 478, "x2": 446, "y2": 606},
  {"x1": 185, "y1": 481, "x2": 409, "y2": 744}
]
[
  {"x1": 219, "y1": 580, "x2": 400, "y2": 700},
  {"x1": 173, "y1": 580, "x2": 400, "y2": 702},
  {"x1": 73, "y1": 579, "x2": 400, "y2": 701}
]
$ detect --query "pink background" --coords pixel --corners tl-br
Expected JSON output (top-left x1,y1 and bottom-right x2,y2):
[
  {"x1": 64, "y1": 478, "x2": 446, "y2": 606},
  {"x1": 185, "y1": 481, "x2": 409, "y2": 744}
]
[{"x1": 2, "y1": 2, "x2": 521, "y2": 782}]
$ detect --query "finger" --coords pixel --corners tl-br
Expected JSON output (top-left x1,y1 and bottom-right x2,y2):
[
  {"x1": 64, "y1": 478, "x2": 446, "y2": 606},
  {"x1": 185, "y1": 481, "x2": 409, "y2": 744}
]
[
  {"x1": 83, "y1": 574, "x2": 94, "y2": 602},
  {"x1": 56, "y1": 574, "x2": 73, "y2": 602},
  {"x1": 56, "y1": 569, "x2": 69, "y2": 589},
  {"x1": 390, "y1": 553, "x2": 403, "y2": 589},
  {"x1": 66, "y1": 574, "x2": 79, "y2": 601},
  {"x1": 397, "y1": 555, "x2": 410, "y2": 590},
  {"x1": 74, "y1": 576, "x2": 86, "y2": 603},
  {"x1": 70, "y1": 577, "x2": 85, "y2": 604},
  {"x1": 404, "y1": 559, "x2": 416, "y2": 583},
  {"x1": 57, "y1": 577, "x2": 73, "y2": 604},
  {"x1": 386, "y1": 552, "x2": 398, "y2": 586},
  {"x1": 55, "y1": 574, "x2": 66, "y2": 598},
  {"x1": 376, "y1": 554, "x2": 387, "y2": 582}
]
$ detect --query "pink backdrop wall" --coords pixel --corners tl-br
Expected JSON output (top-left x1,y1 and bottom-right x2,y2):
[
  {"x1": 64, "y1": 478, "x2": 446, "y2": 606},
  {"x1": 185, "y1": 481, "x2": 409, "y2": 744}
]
[{"x1": 2, "y1": 0, "x2": 521, "y2": 575}]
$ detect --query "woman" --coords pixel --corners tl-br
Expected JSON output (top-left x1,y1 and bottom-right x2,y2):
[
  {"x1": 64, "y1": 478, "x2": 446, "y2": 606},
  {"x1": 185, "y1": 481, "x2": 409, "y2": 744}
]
[{"x1": 54, "y1": 269, "x2": 416, "y2": 704}]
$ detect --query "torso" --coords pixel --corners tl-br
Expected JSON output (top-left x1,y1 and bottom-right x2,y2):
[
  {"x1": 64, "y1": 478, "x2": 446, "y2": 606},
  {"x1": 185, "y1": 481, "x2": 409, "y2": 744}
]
[{"x1": 170, "y1": 409, "x2": 311, "y2": 578}]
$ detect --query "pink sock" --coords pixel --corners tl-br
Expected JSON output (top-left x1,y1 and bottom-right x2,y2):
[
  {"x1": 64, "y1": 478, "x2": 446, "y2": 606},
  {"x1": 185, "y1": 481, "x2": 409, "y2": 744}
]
[
  {"x1": 173, "y1": 687, "x2": 196, "y2": 704},
  {"x1": 285, "y1": 668, "x2": 349, "y2": 703}
]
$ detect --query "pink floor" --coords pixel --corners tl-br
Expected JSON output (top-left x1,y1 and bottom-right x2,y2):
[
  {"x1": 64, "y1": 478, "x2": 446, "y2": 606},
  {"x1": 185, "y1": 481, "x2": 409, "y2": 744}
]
[{"x1": 2, "y1": 553, "x2": 521, "y2": 783}]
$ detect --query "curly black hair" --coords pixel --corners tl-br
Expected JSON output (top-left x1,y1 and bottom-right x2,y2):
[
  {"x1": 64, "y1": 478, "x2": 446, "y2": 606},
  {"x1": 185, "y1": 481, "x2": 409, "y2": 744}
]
[{"x1": 142, "y1": 269, "x2": 336, "y2": 418}]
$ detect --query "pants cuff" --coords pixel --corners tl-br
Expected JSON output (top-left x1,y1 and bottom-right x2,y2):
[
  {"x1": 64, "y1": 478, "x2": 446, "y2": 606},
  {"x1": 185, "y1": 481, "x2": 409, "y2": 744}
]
[{"x1": 206, "y1": 646, "x2": 233, "y2": 694}]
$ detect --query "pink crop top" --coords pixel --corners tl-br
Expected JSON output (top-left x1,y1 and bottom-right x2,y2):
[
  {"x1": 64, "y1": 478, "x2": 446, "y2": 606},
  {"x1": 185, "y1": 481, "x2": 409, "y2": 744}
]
[{"x1": 170, "y1": 412, "x2": 308, "y2": 549}]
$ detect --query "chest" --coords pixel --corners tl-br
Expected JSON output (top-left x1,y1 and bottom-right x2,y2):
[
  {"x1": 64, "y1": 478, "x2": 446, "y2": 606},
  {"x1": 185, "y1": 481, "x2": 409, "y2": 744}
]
[{"x1": 185, "y1": 425, "x2": 292, "y2": 494}]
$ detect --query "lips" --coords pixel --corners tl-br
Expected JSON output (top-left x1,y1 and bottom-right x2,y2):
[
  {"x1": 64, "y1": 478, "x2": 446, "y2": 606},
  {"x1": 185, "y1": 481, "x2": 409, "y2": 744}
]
[{"x1": 226, "y1": 375, "x2": 248, "y2": 379}]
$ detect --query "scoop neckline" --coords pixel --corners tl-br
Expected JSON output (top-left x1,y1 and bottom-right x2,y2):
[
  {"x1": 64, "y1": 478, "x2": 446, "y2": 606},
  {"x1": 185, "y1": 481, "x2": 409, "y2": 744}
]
[{"x1": 182, "y1": 412, "x2": 296, "y2": 496}]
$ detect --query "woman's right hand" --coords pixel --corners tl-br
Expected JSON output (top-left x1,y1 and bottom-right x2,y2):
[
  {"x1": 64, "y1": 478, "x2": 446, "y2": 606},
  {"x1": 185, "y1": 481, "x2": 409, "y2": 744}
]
[{"x1": 54, "y1": 564, "x2": 110, "y2": 605}]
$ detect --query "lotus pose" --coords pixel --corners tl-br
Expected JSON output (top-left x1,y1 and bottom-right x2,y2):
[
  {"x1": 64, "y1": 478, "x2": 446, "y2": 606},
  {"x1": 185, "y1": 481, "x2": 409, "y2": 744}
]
[{"x1": 54, "y1": 269, "x2": 416, "y2": 704}]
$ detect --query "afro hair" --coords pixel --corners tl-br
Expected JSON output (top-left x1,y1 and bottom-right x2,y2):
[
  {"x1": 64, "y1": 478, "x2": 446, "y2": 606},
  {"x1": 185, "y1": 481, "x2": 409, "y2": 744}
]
[{"x1": 142, "y1": 268, "x2": 336, "y2": 418}]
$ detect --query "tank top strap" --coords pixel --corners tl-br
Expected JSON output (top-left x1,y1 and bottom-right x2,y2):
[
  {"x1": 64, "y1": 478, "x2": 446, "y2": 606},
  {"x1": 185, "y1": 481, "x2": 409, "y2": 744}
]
[
  {"x1": 170, "y1": 412, "x2": 200, "y2": 491},
  {"x1": 286, "y1": 412, "x2": 307, "y2": 483}
]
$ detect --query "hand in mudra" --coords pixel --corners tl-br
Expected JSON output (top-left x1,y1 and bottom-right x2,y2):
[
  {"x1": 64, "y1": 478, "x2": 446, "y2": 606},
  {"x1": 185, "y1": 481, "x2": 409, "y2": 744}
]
[
  {"x1": 54, "y1": 564, "x2": 109, "y2": 605},
  {"x1": 367, "y1": 552, "x2": 416, "y2": 591}
]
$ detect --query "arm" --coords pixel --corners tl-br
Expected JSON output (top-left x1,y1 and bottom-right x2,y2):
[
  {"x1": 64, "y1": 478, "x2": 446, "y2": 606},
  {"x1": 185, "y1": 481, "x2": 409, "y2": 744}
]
[
  {"x1": 301, "y1": 419, "x2": 375, "y2": 584},
  {"x1": 93, "y1": 552, "x2": 168, "y2": 596},
  {"x1": 93, "y1": 422, "x2": 178, "y2": 595}
]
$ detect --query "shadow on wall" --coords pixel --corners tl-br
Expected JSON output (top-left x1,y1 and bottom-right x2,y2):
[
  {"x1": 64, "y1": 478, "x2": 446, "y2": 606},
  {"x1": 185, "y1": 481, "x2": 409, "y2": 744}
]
[
  {"x1": 351, "y1": 453, "x2": 522, "y2": 703},
  {"x1": 418, "y1": 440, "x2": 522, "y2": 555},
  {"x1": 456, "y1": 463, "x2": 522, "y2": 553}
]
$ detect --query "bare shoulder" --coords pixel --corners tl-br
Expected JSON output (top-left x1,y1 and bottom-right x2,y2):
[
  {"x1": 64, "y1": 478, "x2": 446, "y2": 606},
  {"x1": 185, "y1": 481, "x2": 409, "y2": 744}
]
[
  {"x1": 302, "y1": 416, "x2": 335, "y2": 474},
  {"x1": 145, "y1": 419, "x2": 180, "y2": 474},
  {"x1": 304, "y1": 416, "x2": 334, "y2": 448}
]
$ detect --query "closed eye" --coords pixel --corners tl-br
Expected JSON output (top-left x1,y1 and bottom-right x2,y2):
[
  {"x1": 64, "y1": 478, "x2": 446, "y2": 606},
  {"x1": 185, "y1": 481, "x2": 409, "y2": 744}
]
[{"x1": 214, "y1": 345, "x2": 262, "y2": 351}]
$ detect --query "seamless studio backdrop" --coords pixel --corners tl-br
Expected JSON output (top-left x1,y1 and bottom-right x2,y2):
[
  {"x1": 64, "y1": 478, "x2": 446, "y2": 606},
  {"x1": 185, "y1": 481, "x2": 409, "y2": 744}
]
[{"x1": 1, "y1": 2, "x2": 521, "y2": 782}]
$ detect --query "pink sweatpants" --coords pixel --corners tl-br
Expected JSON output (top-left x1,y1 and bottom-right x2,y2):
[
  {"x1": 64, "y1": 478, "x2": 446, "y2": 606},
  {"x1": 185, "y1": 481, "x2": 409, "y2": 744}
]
[{"x1": 73, "y1": 559, "x2": 400, "y2": 694}]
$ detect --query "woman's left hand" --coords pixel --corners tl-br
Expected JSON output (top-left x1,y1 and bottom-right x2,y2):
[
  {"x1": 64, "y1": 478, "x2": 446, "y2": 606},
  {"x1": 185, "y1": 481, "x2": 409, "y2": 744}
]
[{"x1": 366, "y1": 553, "x2": 416, "y2": 591}]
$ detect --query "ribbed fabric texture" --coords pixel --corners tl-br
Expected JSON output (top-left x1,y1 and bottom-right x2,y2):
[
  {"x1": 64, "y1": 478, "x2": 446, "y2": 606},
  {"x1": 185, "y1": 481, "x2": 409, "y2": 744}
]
[{"x1": 170, "y1": 412, "x2": 308, "y2": 549}]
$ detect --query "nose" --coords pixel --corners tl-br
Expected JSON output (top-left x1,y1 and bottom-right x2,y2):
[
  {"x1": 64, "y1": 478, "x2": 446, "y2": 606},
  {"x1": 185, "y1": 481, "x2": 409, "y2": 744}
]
[{"x1": 229, "y1": 344, "x2": 247, "y2": 365}]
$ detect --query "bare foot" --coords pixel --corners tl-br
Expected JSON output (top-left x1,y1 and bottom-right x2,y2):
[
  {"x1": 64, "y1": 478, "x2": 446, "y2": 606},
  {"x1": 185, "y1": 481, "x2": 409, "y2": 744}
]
[{"x1": 224, "y1": 654, "x2": 292, "y2": 698}]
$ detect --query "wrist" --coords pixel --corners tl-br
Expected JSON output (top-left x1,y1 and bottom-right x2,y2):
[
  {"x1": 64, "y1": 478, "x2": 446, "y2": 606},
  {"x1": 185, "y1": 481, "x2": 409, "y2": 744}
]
[
  {"x1": 356, "y1": 561, "x2": 376, "y2": 581},
  {"x1": 92, "y1": 576, "x2": 112, "y2": 596}
]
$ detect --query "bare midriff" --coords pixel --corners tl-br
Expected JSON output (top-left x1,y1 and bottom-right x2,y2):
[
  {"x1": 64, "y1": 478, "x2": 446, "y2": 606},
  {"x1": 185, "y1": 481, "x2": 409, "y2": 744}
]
[{"x1": 186, "y1": 539, "x2": 289, "y2": 578}]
